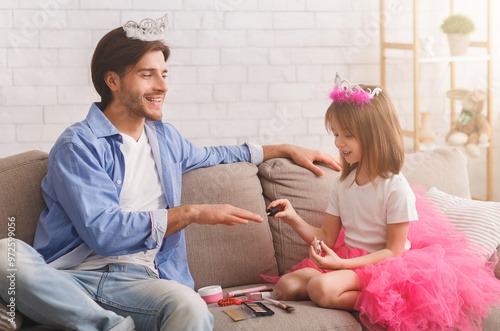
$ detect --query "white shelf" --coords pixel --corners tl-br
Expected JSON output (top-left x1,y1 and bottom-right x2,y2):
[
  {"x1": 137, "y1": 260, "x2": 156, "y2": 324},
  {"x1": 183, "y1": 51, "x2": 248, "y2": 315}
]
[
  {"x1": 418, "y1": 142, "x2": 490, "y2": 152},
  {"x1": 380, "y1": 0, "x2": 493, "y2": 200},
  {"x1": 419, "y1": 55, "x2": 491, "y2": 63},
  {"x1": 385, "y1": 55, "x2": 491, "y2": 64}
]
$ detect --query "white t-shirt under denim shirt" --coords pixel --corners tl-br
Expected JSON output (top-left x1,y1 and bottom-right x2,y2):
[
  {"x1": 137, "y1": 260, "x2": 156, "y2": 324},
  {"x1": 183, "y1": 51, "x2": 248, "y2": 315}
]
[
  {"x1": 72, "y1": 129, "x2": 166, "y2": 274},
  {"x1": 326, "y1": 171, "x2": 418, "y2": 254}
]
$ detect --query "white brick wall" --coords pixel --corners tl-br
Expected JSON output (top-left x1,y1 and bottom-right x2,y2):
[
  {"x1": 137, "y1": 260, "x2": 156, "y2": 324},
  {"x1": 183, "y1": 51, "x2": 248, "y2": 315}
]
[{"x1": 1, "y1": 0, "x2": 499, "y2": 200}]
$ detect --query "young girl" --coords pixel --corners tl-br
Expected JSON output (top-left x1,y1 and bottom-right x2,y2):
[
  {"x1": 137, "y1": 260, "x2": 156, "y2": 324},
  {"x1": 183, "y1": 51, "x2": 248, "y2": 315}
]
[{"x1": 265, "y1": 73, "x2": 500, "y2": 330}]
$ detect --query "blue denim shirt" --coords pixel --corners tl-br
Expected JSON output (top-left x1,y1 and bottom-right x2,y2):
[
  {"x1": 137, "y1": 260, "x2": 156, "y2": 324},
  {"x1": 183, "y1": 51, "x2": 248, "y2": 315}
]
[{"x1": 34, "y1": 103, "x2": 263, "y2": 288}]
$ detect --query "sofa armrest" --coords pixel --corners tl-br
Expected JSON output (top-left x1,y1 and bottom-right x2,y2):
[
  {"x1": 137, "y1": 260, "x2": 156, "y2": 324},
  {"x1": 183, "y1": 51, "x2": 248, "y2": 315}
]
[{"x1": 0, "y1": 151, "x2": 48, "y2": 245}]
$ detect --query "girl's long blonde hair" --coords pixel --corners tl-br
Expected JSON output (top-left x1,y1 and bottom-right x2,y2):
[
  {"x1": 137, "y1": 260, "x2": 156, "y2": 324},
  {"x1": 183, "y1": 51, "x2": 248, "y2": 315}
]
[{"x1": 325, "y1": 85, "x2": 405, "y2": 184}]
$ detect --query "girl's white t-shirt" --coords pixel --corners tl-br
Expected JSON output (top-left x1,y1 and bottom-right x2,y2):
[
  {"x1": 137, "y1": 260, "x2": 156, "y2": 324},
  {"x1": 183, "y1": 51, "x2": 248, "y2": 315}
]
[{"x1": 326, "y1": 171, "x2": 418, "y2": 253}]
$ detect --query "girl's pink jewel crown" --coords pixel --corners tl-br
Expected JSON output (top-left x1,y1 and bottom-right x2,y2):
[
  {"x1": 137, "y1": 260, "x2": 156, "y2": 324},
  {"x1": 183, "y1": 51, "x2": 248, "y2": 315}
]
[{"x1": 329, "y1": 73, "x2": 382, "y2": 106}]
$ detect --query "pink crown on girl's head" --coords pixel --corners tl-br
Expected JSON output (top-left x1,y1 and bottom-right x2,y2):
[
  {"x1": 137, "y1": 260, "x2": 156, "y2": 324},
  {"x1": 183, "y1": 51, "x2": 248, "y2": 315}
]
[{"x1": 329, "y1": 73, "x2": 382, "y2": 106}]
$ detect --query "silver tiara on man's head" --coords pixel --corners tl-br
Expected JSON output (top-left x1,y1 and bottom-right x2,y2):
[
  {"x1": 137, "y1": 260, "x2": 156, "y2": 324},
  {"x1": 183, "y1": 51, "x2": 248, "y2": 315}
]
[
  {"x1": 123, "y1": 13, "x2": 169, "y2": 42},
  {"x1": 329, "y1": 73, "x2": 382, "y2": 106}
]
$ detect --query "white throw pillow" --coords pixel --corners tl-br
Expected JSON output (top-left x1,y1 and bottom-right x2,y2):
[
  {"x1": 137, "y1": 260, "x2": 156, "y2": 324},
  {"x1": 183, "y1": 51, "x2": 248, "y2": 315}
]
[{"x1": 424, "y1": 187, "x2": 500, "y2": 259}]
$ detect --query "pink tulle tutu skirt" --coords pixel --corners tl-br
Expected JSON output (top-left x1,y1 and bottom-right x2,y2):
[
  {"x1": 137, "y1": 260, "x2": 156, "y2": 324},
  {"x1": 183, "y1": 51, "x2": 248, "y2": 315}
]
[{"x1": 262, "y1": 189, "x2": 500, "y2": 330}]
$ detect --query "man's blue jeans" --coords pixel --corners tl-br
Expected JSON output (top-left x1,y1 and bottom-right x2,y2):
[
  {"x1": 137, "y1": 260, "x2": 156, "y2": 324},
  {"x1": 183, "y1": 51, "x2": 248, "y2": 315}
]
[{"x1": 0, "y1": 239, "x2": 213, "y2": 331}]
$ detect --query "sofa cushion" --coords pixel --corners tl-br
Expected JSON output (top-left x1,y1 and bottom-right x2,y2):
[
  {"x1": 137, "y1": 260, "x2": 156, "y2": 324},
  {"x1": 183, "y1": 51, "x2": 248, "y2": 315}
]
[
  {"x1": 210, "y1": 284, "x2": 362, "y2": 331},
  {"x1": 258, "y1": 158, "x2": 339, "y2": 274},
  {"x1": 483, "y1": 307, "x2": 500, "y2": 331},
  {"x1": 181, "y1": 162, "x2": 279, "y2": 290},
  {"x1": 0, "y1": 151, "x2": 48, "y2": 246},
  {"x1": 402, "y1": 147, "x2": 470, "y2": 198}
]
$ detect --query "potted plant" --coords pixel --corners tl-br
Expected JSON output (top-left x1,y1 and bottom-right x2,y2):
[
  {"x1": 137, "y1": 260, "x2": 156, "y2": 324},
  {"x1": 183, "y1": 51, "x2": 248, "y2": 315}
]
[{"x1": 440, "y1": 14, "x2": 475, "y2": 56}]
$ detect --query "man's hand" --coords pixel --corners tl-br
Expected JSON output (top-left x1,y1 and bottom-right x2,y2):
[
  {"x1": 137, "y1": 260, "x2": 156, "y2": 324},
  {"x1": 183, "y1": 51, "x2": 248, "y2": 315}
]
[
  {"x1": 164, "y1": 204, "x2": 263, "y2": 237},
  {"x1": 286, "y1": 145, "x2": 341, "y2": 175},
  {"x1": 190, "y1": 204, "x2": 263, "y2": 226},
  {"x1": 263, "y1": 144, "x2": 341, "y2": 175}
]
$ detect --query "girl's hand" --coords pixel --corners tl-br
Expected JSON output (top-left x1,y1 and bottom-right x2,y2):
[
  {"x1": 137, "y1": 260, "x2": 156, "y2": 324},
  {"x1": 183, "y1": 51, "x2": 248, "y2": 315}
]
[
  {"x1": 266, "y1": 199, "x2": 300, "y2": 225},
  {"x1": 309, "y1": 240, "x2": 344, "y2": 270}
]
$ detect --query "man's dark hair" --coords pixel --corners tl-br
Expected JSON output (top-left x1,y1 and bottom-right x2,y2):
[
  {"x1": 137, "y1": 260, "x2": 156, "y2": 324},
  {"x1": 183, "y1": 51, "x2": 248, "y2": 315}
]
[{"x1": 91, "y1": 27, "x2": 170, "y2": 109}]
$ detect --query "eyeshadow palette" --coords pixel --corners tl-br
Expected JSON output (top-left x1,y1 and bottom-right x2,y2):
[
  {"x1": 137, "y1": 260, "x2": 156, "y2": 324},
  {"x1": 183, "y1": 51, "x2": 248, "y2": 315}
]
[{"x1": 241, "y1": 302, "x2": 274, "y2": 317}]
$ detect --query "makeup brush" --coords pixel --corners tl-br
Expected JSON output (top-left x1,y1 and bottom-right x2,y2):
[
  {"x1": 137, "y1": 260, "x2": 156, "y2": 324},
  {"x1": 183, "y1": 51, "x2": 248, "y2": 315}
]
[{"x1": 263, "y1": 297, "x2": 296, "y2": 313}]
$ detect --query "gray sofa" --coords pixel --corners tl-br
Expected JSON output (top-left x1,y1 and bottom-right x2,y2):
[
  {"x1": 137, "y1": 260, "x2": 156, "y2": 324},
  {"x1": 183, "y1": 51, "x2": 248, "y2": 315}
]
[{"x1": 1, "y1": 148, "x2": 499, "y2": 330}]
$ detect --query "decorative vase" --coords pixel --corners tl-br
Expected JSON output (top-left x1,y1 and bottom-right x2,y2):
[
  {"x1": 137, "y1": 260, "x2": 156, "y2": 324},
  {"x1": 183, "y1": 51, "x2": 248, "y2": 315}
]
[
  {"x1": 446, "y1": 33, "x2": 470, "y2": 56},
  {"x1": 420, "y1": 112, "x2": 436, "y2": 144}
]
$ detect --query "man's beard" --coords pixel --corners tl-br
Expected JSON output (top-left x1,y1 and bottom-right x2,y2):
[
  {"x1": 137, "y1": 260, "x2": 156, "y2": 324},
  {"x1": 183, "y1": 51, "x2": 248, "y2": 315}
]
[{"x1": 119, "y1": 85, "x2": 163, "y2": 122}]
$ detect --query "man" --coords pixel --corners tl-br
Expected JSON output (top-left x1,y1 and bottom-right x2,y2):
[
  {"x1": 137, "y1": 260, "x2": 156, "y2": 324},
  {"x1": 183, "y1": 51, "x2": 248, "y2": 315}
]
[{"x1": 0, "y1": 16, "x2": 340, "y2": 331}]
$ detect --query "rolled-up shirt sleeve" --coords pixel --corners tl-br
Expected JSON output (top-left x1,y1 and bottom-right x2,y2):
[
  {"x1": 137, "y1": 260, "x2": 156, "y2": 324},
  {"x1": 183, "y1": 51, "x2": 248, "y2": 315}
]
[
  {"x1": 246, "y1": 142, "x2": 264, "y2": 166},
  {"x1": 146, "y1": 210, "x2": 168, "y2": 249}
]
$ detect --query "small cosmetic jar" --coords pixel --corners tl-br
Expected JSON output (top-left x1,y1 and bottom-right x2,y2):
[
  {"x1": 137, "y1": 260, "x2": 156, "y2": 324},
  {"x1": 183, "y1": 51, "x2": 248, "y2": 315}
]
[{"x1": 198, "y1": 285, "x2": 223, "y2": 304}]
